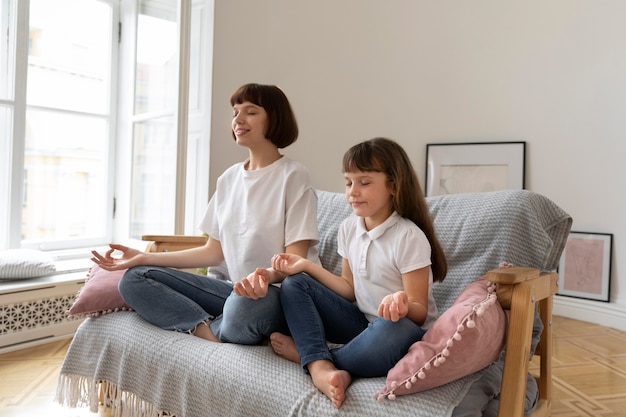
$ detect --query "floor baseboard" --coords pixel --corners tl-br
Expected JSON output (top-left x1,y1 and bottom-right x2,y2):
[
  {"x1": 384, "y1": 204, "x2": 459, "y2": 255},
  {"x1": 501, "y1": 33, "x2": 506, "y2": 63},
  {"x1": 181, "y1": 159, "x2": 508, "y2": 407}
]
[{"x1": 554, "y1": 295, "x2": 626, "y2": 332}]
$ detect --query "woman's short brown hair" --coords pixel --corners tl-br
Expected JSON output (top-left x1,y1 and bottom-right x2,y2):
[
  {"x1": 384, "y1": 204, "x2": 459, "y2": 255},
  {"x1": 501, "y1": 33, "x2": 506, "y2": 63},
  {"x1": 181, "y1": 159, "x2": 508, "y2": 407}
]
[{"x1": 230, "y1": 83, "x2": 299, "y2": 149}]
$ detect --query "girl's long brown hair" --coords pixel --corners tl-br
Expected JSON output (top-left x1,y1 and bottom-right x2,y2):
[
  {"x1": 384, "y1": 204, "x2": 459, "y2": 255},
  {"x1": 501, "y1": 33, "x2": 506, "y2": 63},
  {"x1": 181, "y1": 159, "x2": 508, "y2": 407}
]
[{"x1": 343, "y1": 137, "x2": 447, "y2": 282}]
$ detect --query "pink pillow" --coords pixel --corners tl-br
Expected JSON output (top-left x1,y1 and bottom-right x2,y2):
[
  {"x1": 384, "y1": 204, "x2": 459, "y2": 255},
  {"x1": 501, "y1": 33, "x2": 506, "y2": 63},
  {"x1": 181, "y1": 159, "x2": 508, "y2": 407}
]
[
  {"x1": 67, "y1": 265, "x2": 133, "y2": 318},
  {"x1": 376, "y1": 275, "x2": 506, "y2": 400}
]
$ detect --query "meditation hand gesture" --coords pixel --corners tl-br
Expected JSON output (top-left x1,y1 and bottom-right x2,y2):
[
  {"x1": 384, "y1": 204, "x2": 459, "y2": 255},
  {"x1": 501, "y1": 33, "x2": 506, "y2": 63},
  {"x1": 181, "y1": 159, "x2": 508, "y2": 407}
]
[
  {"x1": 233, "y1": 268, "x2": 271, "y2": 299},
  {"x1": 378, "y1": 291, "x2": 409, "y2": 322},
  {"x1": 91, "y1": 244, "x2": 143, "y2": 271},
  {"x1": 271, "y1": 253, "x2": 308, "y2": 276}
]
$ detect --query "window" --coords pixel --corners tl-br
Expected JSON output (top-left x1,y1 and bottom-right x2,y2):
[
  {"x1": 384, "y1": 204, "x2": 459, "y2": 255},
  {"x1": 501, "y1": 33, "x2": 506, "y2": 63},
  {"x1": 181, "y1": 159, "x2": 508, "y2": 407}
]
[
  {"x1": 129, "y1": 4, "x2": 179, "y2": 237},
  {"x1": 1, "y1": 0, "x2": 115, "y2": 251},
  {"x1": 1, "y1": 0, "x2": 213, "y2": 253},
  {"x1": 121, "y1": 0, "x2": 212, "y2": 239}
]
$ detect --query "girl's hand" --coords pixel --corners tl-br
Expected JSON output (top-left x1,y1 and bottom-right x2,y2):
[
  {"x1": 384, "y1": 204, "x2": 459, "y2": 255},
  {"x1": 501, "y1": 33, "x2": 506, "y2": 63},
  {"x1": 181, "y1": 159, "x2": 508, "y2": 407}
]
[
  {"x1": 378, "y1": 291, "x2": 410, "y2": 322},
  {"x1": 233, "y1": 268, "x2": 270, "y2": 299},
  {"x1": 271, "y1": 253, "x2": 308, "y2": 275},
  {"x1": 90, "y1": 244, "x2": 143, "y2": 271}
]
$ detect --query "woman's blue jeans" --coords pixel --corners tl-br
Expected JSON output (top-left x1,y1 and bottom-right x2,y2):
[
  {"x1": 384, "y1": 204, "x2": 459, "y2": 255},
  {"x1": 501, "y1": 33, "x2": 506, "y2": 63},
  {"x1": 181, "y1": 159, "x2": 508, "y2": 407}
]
[
  {"x1": 118, "y1": 266, "x2": 288, "y2": 345},
  {"x1": 280, "y1": 273, "x2": 425, "y2": 377}
]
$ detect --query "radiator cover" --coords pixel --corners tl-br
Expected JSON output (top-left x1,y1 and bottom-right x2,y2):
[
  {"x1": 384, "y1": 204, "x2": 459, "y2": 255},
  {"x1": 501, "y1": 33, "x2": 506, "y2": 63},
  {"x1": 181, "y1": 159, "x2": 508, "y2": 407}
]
[{"x1": 0, "y1": 272, "x2": 86, "y2": 354}]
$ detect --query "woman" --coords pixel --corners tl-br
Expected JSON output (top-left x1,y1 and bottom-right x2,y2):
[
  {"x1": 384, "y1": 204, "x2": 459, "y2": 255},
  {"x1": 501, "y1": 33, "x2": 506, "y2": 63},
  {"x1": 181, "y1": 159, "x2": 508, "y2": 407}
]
[{"x1": 91, "y1": 83, "x2": 319, "y2": 345}]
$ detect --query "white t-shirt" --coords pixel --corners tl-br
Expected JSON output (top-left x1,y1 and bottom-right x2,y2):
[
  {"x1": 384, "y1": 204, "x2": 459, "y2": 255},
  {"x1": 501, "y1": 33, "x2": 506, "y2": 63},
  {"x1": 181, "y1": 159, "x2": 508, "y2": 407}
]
[
  {"x1": 198, "y1": 156, "x2": 320, "y2": 283},
  {"x1": 338, "y1": 211, "x2": 438, "y2": 329}
]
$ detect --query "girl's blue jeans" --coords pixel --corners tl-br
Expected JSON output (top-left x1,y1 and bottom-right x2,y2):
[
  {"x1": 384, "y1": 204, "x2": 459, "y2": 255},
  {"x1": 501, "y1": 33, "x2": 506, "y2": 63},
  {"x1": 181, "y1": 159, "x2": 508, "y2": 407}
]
[
  {"x1": 118, "y1": 266, "x2": 288, "y2": 345},
  {"x1": 280, "y1": 273, "x2": 425, "y2": 378}
]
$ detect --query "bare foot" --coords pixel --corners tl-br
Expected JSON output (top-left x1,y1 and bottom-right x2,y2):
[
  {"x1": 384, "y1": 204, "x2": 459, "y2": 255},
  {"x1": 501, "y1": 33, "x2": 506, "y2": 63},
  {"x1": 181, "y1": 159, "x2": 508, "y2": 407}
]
[
  {"x1": 270, "y1": 332, "x2": 300, "y2": 364},
  {"x1": 192, "y1": 321, "x2": 220, "y2": 343},
  {"x1": 308, "y1": 360, "x2": 352, "y2": 408}
]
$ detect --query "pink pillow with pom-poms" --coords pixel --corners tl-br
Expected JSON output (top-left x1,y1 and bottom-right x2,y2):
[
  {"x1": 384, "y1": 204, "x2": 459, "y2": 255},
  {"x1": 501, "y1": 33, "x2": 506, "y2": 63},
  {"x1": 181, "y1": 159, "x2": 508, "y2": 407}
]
[
  {"x1": 67, "y1": 264, "x2": 133, "y2": 318},
  {"x1": 376, "y1": 275, "x2": 506, "y2": 400}
]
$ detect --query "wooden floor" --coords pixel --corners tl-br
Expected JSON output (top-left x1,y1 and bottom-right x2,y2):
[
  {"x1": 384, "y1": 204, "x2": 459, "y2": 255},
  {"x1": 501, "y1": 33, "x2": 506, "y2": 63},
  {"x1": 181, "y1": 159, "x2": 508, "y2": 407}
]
[
  {"x1": 0, "y1": 315, "x2": 625, "y2": 416},
  {"x1": 531, "y1": 316, "x2": 626, "y2": 416}
]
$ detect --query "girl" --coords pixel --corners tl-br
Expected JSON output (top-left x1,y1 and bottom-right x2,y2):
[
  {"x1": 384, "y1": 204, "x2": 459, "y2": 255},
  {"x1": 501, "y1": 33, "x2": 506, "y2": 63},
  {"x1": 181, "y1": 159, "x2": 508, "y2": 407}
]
[
  {"x1": 269, "y1": 137, "x2": 447, "y2": 408},
  {"x1": 91, "y1": 83, "x2": 319, "y2": 345}
]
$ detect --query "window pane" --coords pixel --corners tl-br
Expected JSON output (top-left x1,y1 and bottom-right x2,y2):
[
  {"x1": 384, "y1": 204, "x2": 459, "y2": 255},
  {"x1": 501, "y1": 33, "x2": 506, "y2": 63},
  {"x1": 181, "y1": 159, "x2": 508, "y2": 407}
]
[
  {"x1": 135, "y1": 8, "x2": 177, "y2": 114},
  {"x1": 130, "y1": 117, "x2": 176, "y2": 239},
  {"x1": 20, "y1": 0, "x2": 113, "y2": 249},
  {"x1": 0, "y1": 0, "x2": 16, "y2": 100},
  {"x1": 22, "y1": 109, "x2": 108, "y2": 245},
  {"x1": 129, "y1": 0, "x2": 178, "y2": 239},
  {"x1": 28, "y1": 0, "x2": 111, "y2": 114}
]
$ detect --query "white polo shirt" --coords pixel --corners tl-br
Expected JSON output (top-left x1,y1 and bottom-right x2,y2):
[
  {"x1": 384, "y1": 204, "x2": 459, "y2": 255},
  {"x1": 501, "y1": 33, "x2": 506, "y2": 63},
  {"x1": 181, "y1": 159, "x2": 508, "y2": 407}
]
[{"x1": 338, "y1": 211, "x2": 438, "y2": 329}]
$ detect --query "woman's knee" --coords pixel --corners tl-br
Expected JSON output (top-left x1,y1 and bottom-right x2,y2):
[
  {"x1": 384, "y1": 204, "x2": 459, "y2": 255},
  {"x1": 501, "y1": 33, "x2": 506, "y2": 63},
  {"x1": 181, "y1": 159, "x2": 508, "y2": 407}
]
[
  {"x1": 218, "y1": 293, "x2": 284, "y2": 344},
  {"x1": 118, "y1": 266, "x2": 143, "y2": 296}
]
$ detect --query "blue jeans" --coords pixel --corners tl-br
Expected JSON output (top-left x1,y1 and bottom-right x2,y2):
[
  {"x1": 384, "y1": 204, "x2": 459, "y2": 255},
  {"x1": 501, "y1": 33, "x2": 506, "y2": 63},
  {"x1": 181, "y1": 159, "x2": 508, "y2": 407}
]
[
  {"x1": 118, "y1": 266, "x2": 288, "y2": 345},
  {"x1": 280, "y1": 273, "x2": 425, "y2": 378}
]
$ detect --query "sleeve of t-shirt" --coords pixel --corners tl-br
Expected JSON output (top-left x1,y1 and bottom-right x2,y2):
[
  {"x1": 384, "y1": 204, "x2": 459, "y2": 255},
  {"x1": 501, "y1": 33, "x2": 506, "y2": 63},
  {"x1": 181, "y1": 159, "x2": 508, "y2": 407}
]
[
  {"x1": 198, "y1": 192, "x2": 219, "y2": 240},
  {"x1": 283, "y1": 165, "x2": 319, "y2": 247},
  {"x1": 285, "y1": 185, "x2": 319, "y2": 247}
]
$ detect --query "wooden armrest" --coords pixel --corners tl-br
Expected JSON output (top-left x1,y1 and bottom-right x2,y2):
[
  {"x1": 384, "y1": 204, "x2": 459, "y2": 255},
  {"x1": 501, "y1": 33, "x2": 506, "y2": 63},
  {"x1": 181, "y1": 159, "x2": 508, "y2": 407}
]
[
  {"x1": 488, "y1": 267, "x2": 558, "y2": 309},
  {"x1": 141, "y1": 234, "x2": 208, "y2": 253},
  {"x1": 486, "y1": 267, "x2": 558, "y2": 417},
  {"x1": 487, "y1": 266, "x2": 540, "y2": 285}
]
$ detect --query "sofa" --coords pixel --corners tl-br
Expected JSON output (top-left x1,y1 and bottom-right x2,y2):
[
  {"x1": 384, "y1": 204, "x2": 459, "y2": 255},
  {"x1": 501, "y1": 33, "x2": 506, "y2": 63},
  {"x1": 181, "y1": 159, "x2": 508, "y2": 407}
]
[{"x1": 55, "y1": 189, "x2": 571, "y2": 417}]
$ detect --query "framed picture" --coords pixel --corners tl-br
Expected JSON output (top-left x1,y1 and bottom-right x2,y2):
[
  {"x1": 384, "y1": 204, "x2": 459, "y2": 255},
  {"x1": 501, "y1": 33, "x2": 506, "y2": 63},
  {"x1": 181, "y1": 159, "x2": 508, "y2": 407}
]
[
  {"x1": 425, "y1": 142, "x2": 526, "y2": 197},
  {"x1": 558, "y1": 231, "x2": 613, "y2": 302}
]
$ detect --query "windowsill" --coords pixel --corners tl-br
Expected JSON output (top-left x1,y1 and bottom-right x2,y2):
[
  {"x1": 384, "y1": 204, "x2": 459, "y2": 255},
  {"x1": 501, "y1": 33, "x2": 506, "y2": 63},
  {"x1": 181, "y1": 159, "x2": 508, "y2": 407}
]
[
  {"x1": 49, "y1": 246, "x2": 108, "y2": 274},
  {"x1": 55, "y1": 257, "x2": 93, "y2": 274},
  {"x1": 0, "y1": 248, "x2": 99, "y2": 294}
]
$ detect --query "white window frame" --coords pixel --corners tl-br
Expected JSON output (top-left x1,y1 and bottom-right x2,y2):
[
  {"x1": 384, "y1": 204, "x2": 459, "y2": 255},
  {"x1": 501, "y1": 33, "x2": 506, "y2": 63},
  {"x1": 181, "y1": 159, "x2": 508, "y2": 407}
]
[{"x1": 1, "y1": 0, "x2": 212, "y2": 253}]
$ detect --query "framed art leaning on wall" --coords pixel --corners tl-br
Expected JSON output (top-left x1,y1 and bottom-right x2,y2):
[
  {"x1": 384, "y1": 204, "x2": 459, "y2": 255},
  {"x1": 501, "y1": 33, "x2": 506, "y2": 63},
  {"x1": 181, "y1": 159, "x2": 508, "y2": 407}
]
[
  {"x1": 558, "y1": 231, "x2": 613, "y2": 302},
  {"x1": 425, "y1": 142, "x2": 526, "y2": 197}
]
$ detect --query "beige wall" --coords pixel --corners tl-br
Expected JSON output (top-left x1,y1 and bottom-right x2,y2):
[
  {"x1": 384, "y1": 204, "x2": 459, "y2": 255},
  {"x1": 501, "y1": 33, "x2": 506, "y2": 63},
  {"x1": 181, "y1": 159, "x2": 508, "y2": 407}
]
[{"x1": 208, "y1": 0, "x2": 626, "y2": 328}]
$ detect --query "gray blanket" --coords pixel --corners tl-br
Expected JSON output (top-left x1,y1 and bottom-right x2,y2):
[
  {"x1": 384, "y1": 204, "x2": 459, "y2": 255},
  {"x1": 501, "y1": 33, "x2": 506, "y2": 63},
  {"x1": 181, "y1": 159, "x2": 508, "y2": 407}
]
[
  {"x1": 56, "y1": 189, "x2": 571, "y2": 417},
  {"x1": 58, "y1": 312, "x2": 483, "y2": 416}
]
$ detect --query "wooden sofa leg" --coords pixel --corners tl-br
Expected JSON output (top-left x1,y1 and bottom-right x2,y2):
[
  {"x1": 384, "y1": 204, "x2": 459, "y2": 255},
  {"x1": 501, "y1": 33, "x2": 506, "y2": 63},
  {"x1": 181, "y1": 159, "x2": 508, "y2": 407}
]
[{"x1": 99, "y1": 381, "x2": 106, "y2": 405}]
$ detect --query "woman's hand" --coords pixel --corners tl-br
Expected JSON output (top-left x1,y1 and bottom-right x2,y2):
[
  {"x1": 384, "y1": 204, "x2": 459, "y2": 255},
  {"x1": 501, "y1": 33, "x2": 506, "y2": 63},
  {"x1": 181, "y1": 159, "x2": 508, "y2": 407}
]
[
  {"x1": 378, "y1": 291, "x2": 409, "y2": 322},
  {"x1": 90, "y1": 244, "x2": 143, "y2": 271},
  {"x1": 233, "y1": 268, "x2": 271, "y2": 299},
  {"x1": 271, "y1": 253, "x2": 308, "y2": 275}
]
